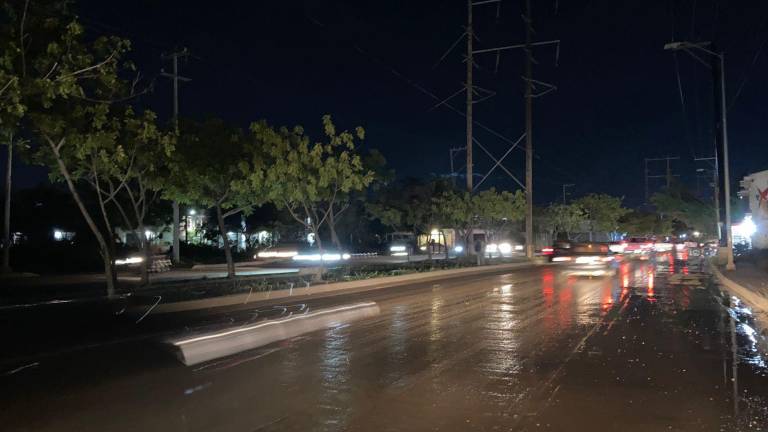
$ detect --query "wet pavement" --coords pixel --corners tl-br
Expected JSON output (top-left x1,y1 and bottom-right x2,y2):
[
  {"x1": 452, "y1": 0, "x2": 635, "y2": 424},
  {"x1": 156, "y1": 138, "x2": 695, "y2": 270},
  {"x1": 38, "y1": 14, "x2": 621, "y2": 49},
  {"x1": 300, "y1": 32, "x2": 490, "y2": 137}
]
[{"x1": 2, "y1": 254, "x2": 768, "y2": 431}]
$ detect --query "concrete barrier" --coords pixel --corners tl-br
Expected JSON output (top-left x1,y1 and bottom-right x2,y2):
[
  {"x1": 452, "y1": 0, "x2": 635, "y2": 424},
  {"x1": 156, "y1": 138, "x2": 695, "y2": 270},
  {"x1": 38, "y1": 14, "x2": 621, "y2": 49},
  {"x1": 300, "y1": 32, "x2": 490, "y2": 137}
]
[
  {"x1": 167, "y1": 302, "x2": 380, "y2": 366},
  {"x1": 142, "y1": 260, "x2": 542, "y2": 315}
]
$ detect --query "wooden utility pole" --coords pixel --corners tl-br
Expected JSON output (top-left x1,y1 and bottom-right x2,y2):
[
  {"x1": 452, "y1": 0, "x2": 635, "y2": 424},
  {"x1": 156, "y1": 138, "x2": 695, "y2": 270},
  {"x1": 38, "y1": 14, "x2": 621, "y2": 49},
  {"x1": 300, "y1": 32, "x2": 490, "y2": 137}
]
[
  {"x1": 161, "y1": 49, "x2": 191, "y2": 264},
  {"x1": 524, "y1": 0, "x2": 534, "y2": 258},
  {"x1": 466, "y1": 0, "x2": 474, "y2": 192}
]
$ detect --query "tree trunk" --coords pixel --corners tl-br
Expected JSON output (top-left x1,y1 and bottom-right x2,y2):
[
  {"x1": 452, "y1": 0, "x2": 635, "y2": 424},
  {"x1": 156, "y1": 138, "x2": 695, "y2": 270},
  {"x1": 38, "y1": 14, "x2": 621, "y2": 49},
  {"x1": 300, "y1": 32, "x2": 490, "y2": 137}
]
[
  {"x1": 328, "y1": 209, "x2": 342, "y2": 250},
  {"x1": 2, "y1": 135, "x2": 12, "y2": 273},
  {"x1": 216, "y1": 205, "x2": 235, "y2": 278},
  {"x1": 137, "y1": 224, "x2": 150, "y2": 285},
  {"x1": 50, "y1": 138, "x2": 116, "y2": 297}
]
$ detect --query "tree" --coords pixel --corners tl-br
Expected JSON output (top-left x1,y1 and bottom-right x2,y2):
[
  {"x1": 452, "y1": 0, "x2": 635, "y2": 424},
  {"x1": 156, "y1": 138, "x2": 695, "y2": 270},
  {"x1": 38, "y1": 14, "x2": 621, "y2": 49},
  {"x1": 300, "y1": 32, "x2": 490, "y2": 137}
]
[
  {"x1": 618, "y1": 210, "x2": 672, "y2": 237},
  {"x1": 433, "y1": 188, "x2": 525, "y2": 254},
  {"x1": 88, "y1": 109, "x2": 174, "y2": 285},
  {"x1": 573, "y1": 194, "x2": 629, "y2": 240},
  {"x1": 17, "y1": 5, "x2": 145, "y2": 296},
  {"x1": 259, "y1": 115, "x2": 373, "y2": 252},
  {"x1": 545, "y1": 202, "x2": 587, "y2": 238},
  {"x1": 651, "y1": 188, "x2": 716, "y2": 236},
  {"x1": 167, "y1": 118, "x2": 266, "y2": 278}
]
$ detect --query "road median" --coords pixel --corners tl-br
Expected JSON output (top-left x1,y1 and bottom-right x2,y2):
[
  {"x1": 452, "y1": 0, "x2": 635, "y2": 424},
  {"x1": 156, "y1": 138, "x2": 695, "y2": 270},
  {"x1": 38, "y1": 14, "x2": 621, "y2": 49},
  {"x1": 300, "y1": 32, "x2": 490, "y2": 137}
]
[{"x1": 137, "y1": 259, "x2": 544, "y2": 315}]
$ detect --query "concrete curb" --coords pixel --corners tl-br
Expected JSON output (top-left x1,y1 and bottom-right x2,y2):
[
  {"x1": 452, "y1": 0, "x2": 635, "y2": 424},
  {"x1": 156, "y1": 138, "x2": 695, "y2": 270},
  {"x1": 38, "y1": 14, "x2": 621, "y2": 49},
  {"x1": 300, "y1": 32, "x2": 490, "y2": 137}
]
[
  {"x1": 141, "y1": 260, "x2": 544, "y2": 315},
  {"x1": 708, "y1": 260, "x2": 768, "y2": 330}
]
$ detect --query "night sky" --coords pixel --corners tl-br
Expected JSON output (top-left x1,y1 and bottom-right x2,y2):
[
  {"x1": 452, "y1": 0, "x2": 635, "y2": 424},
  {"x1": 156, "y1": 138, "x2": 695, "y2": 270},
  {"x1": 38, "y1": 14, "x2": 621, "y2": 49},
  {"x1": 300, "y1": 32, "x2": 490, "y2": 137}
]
[{"x1": 5, "y1": 0, "x2": 768, "y2": 207}]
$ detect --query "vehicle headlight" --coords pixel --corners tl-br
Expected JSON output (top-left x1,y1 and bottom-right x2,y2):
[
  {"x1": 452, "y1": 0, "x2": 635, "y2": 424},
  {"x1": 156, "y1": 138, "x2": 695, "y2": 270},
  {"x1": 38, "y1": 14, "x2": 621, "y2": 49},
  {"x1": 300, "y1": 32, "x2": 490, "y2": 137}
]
[
  {"x1": 390, "y1": 245, "x2": 406, "y2": 252},
  {"x1": 454, "y1": 245, "x2": 464, "y2": 253},
  {"x1": 499, "y1": 243, "x2": 512, "y2": 254}
]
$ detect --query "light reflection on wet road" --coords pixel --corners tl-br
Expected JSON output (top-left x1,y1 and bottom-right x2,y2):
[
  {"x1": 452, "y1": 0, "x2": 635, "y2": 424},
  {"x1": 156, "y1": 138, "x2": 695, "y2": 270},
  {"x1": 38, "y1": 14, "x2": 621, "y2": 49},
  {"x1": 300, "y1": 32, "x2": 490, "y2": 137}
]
[{"x1": 2, "y1": 255, "x2": 768, "y2": 431}]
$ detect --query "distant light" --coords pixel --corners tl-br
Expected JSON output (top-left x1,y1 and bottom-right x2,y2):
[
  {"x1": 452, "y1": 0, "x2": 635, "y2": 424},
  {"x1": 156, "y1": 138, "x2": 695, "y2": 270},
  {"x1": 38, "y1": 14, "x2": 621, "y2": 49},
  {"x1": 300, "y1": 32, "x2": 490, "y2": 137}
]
[
  {"x1": 486, "y1": 243, "x2": 498, "y2": 253},
  {"x1": 693, "y1": 231, "x2": 701, "y2": 238},
  {"x1": 53, "y1": 230, "x2": 64, "y2": 241},
  {"x1": 552, "y1": 256, "x2": 572, "y2": 262},
  {"x1": 454, "y1": 245, "x2": 464, "y2": 253},
  {"x1": 389, "y1": 245, "x2": 407, "y2": 252},
  {"x1": 342, "y1": 253, "x2": 351, "y2": 260},
  {"x1": 680, "y1": 234, "x2": 687, "y2": 239},
  {"x1": 145, "y1": 230, "x2": 153, "y2": 240},
  {"x1": 430, "y1": 229, "x2": 440, "y2": 235},
  {"x1": 188, "y1": 209, "x2": 197, "y2": 216},
  {"x1": 392, "y1": 252, "x2": 408, "y2": 256},
  {"x1": 419, "y1": 246, "x2": 427, "y2": 251},
  {"x1": 514, "y1": 245, "x2": 524, "y2": 251}
]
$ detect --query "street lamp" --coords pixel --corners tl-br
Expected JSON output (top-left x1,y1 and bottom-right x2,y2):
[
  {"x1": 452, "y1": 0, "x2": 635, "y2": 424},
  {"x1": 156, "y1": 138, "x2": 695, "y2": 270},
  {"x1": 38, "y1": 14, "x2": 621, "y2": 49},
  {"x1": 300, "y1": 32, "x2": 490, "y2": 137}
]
[{"x1": 664, "y1": 40, "x2": 735, "y2": 270}]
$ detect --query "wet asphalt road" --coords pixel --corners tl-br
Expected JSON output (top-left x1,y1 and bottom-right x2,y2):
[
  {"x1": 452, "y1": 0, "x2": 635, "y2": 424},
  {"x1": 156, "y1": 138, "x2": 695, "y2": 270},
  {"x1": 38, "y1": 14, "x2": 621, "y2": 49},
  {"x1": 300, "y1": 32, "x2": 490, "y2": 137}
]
[{"x1": 2, "y1": 255, "x2": 768, "y2": 431}]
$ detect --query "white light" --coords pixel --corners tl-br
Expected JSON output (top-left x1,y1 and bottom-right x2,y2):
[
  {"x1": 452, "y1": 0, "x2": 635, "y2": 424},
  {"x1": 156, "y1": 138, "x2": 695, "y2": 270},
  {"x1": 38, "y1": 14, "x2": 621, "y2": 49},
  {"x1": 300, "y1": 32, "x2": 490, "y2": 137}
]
[
  {"x1": 307, "y1": 233, "x2": 315, "y2": 245},
  {"x1": 145, "y1": 230, "x2": 153, "y2": 240},
  {"x1": 257, "y1": 250, "x2": 298, "y2": 259},
  {"x1": 693, "y1": 231, "x2": 701, "y2": 237},
  {"x1": 680, "y1": 234, "x2": 687, "y2": 239},
  {"x1": 53, "y1": 230, "x2": 64, "y2": 241},
  {"x1": 389, "y1": 245, "x2": 406, "y2": 252},
  {"x1": 454, "y1": 245, "x2": 464, "y2": 253},
  {"x1": 552, "y1": 256, "x2": 572, "y2": 262},
  {"x1": 322, "y1": 253, "x2": 342, "y2": 261},
  {"x1": 115, "y1": 256, "x2": 144, "y2": 265},
  {"x1": 499, "y1": 242, "x2": 512, "y2": 254},
  {"x1": 188, "y1": 209, "x2": 196, "y2": 216},
  {"x1": 430, "y1": 229, "x2": 440, "y2": 235},
  {"x1": 734, "y1": 215, "x2": 757, "y2": 238},
  {"x1": 392, "y1": 252, "x2": 408, "y2": 256},
  {"x1": 514, "y1": 245, "x2": 524, "y2": 251},
  {"x1": 486, "y1": 243, "x2": 498, "y2": 253},
  {"x1": 575, "y1": 256, "x2": 600, "y2": 264},
  {"x1": 342, "y1": 253, "x2": 351, "y2": 260},
  {"x1": 609, "y1": 244, "x2": 625, "y2": 253},
  {"x1": 419, "y1": 246, "x2": 427, "y2": 251},
  {"x1": 292, "y1": 253, "x2": 322, "y2": 262}
]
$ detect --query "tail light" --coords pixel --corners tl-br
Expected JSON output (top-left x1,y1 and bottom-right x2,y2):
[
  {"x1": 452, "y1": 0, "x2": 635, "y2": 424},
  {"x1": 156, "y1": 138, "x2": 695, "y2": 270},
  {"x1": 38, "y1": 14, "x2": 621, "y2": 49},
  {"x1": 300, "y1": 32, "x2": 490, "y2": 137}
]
[{"x1": 542, "y1": 247, "x2": 554, "y2": 255}]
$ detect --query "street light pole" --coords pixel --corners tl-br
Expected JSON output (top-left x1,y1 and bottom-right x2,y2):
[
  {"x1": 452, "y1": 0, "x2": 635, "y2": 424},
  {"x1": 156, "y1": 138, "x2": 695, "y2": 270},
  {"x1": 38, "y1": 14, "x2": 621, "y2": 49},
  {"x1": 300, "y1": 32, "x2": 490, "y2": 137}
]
[
  {"x1": 718, "y1": 53, "x2": 735, "y2": 270},
  {"x1": 663, "y1": 41, "x2": 735, "y2": 270}
]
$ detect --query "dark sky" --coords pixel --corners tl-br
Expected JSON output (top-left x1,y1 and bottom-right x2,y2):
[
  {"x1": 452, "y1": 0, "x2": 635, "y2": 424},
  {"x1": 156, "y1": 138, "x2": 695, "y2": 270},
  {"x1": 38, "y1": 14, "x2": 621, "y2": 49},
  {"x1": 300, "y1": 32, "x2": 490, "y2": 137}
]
[{"x1": 5, "y1": 0, "x2": 768, "y2": 207}]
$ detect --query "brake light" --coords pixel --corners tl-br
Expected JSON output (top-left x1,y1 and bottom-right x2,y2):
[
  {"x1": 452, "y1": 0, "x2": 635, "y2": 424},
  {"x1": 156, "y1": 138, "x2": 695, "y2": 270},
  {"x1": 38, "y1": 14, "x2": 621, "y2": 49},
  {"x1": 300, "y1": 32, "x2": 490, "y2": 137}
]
[{"x1": 542, "y1": 247, "x2": 554, "y2": 255}]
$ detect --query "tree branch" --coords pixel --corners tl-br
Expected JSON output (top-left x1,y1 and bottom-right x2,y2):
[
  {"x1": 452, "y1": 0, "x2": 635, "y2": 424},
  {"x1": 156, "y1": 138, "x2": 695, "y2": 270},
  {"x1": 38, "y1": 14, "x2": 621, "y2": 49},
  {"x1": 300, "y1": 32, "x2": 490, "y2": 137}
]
[{"x1": 56, "y1": 50, "x2": 117, "y2": 81}]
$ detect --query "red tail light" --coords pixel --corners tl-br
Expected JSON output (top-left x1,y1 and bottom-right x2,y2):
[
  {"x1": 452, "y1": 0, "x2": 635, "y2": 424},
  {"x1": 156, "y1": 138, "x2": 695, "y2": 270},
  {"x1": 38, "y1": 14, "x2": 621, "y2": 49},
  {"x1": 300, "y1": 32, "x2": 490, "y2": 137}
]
[{"x1": 542, "y1": 247, "x2": 554, "y2": 255}]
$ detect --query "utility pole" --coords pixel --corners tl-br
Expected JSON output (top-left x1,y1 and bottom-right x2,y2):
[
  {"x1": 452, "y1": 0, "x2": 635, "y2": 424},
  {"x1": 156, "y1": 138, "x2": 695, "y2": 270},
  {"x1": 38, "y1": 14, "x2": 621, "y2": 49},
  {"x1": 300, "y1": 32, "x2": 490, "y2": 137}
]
[
  {"x1": 466, "y1": 0, "x2": 474, "y2": 193},
  {"x1": 663, "y1": 41, "x2": 735, "y2": 269},
  {"x1": 161, "y1": 48, "x2": 191, "y2": 265},
  {"x1": 562, "y1": 183, "x2": 574, "y2": 205},
  {"x1": 644, "y1": 158, "x2": 649, "y2": 204},
  {"x1": 524, "y1": 0, "x2": 534, "y2": 258},
  {"x1": 645, "y1": 156, "x2": 679, "y2": 197}
]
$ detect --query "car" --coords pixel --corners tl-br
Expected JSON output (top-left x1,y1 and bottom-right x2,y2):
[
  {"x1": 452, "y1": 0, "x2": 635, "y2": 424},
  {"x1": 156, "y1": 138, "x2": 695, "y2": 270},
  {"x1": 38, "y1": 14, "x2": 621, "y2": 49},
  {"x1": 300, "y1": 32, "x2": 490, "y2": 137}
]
[{"x1": 550, "y1": 242, "x2": 616, "y2": 276}]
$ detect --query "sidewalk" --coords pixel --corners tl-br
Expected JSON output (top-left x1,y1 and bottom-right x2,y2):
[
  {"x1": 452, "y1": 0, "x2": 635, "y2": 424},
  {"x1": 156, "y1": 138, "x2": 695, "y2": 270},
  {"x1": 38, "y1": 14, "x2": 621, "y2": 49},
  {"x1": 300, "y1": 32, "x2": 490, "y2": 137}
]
[{"x1": 710, "y1": 259, "x2": 768, "y2": 330}]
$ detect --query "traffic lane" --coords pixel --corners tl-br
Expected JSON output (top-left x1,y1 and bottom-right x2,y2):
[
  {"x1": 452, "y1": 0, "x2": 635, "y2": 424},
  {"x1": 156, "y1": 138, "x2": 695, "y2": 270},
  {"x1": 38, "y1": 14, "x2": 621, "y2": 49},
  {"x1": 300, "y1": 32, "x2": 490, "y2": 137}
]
[
  {"x1": 2, "y1": 264, "x2": 628, "y2": 431},
  {"x1": 0, "y1": 264, "x2": 544, "y2": 364},
  {"x1": 525, "y1": 254, "x2": 768, "y2": 431},
  {"x1": 2, "y1": 260, "x2": 767, "y2": 431}
]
